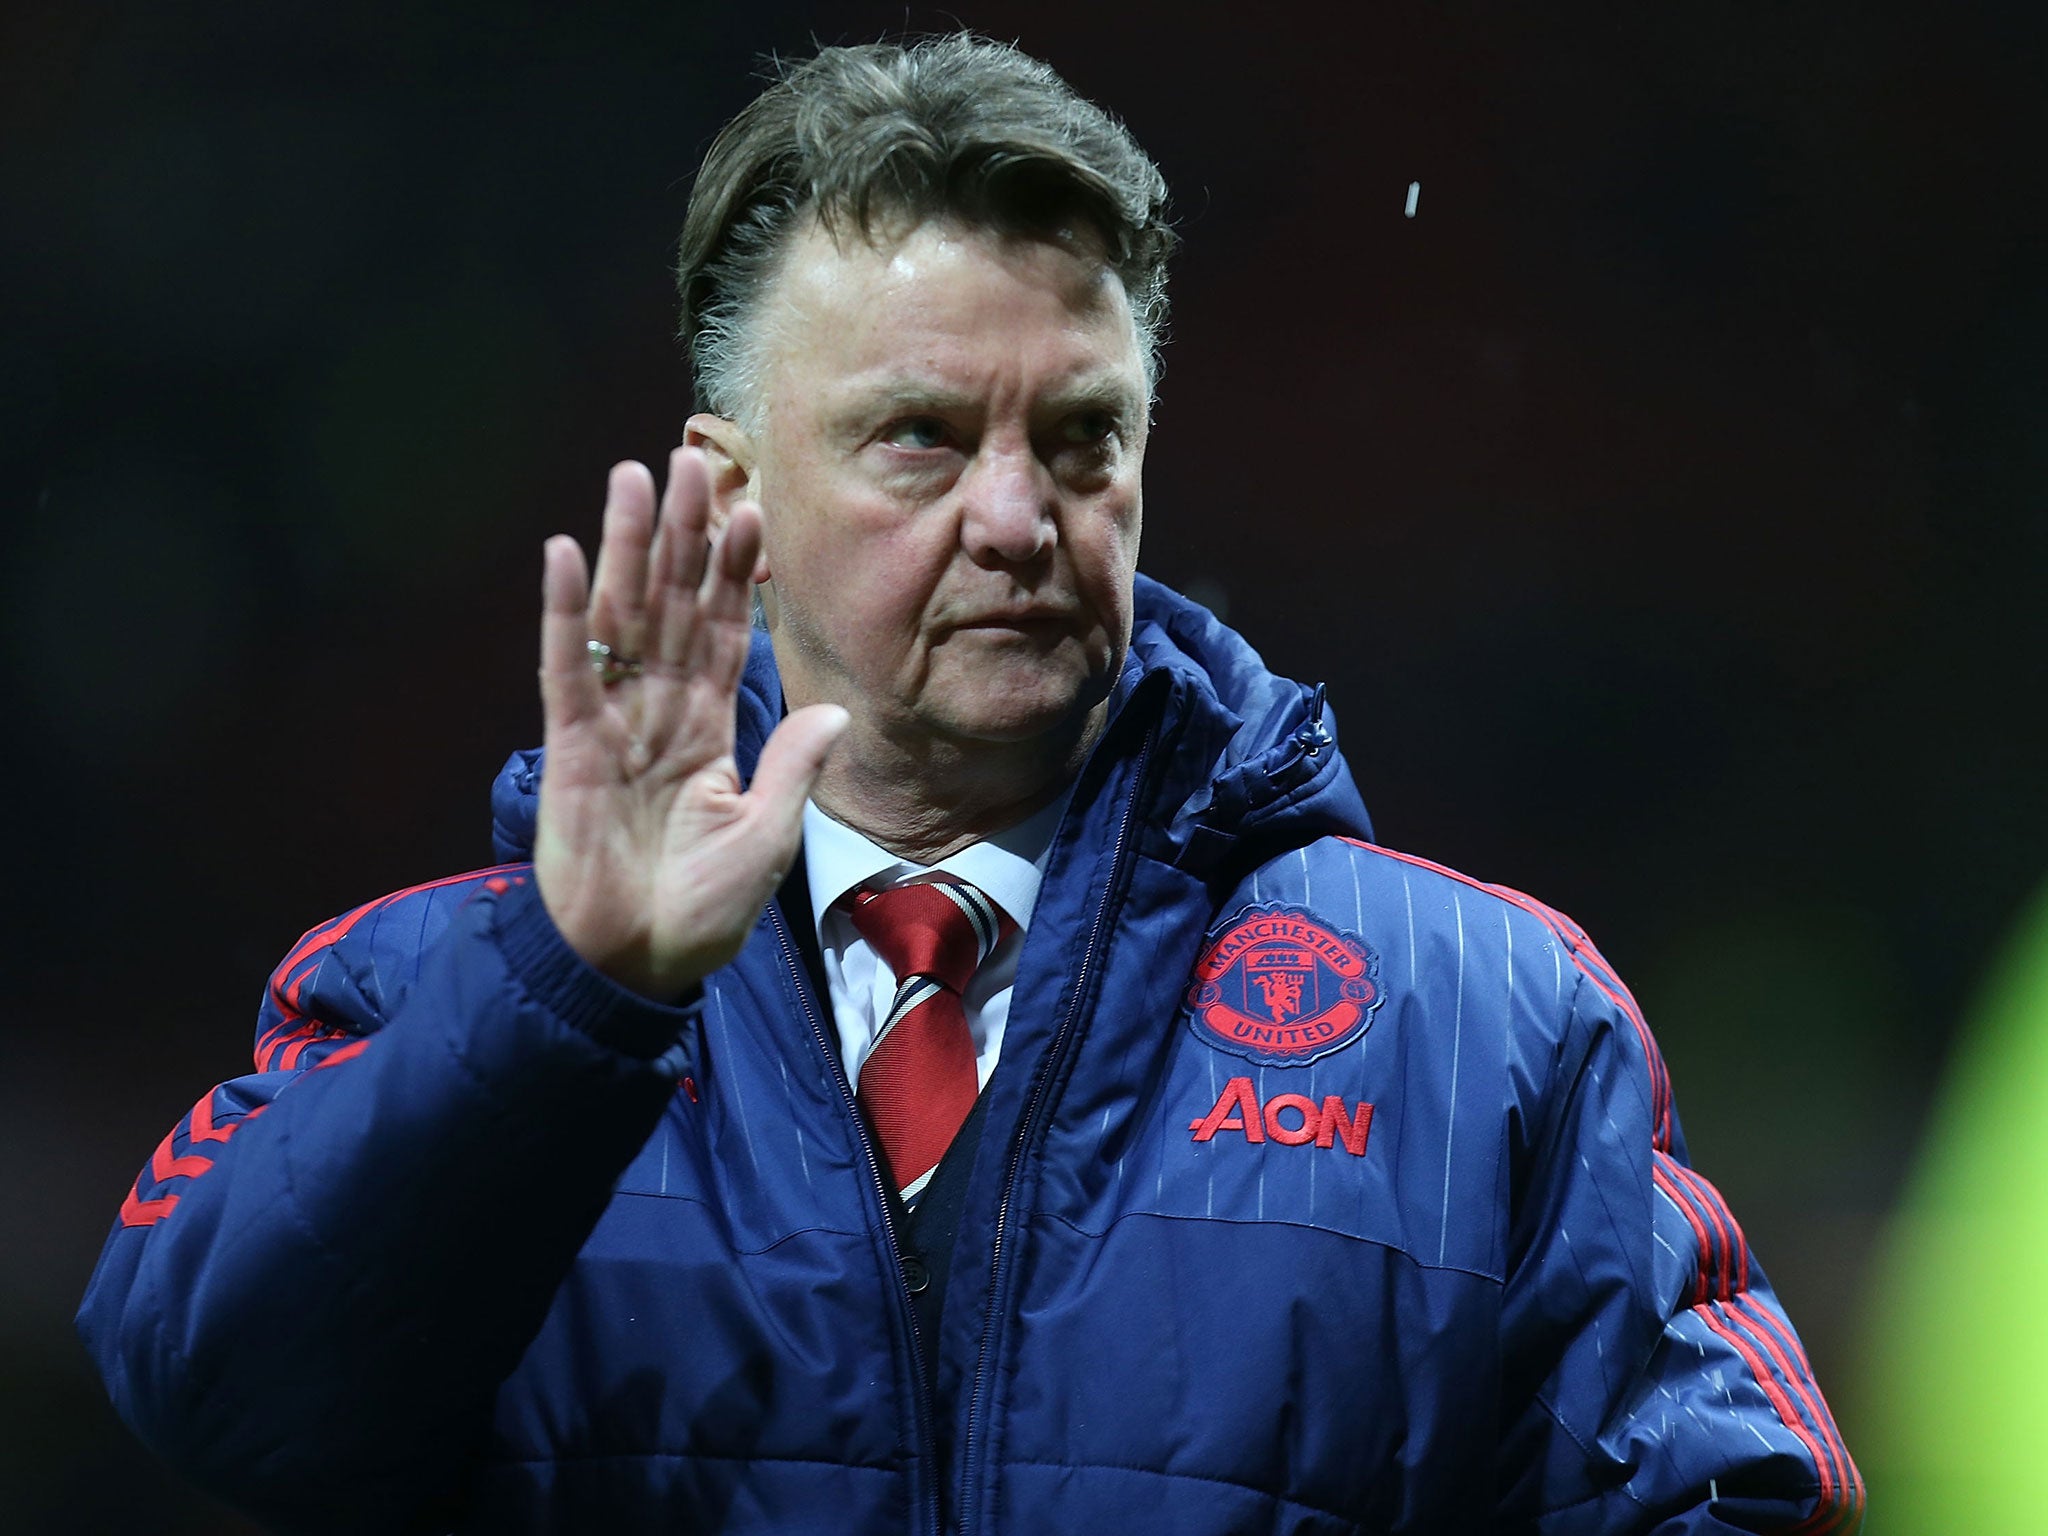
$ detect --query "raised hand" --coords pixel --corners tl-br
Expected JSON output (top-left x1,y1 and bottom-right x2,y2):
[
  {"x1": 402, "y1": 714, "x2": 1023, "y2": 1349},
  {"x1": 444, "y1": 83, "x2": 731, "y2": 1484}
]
[{"x1": 532, "y1": 448, "x2": 847, "y2": 1000}]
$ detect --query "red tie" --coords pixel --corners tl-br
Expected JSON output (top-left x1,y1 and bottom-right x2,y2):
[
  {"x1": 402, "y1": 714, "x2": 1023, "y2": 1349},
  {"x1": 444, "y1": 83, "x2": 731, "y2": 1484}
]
[{"x1": 845, "y1": 879, "x2": 1013, "y2": 1203}]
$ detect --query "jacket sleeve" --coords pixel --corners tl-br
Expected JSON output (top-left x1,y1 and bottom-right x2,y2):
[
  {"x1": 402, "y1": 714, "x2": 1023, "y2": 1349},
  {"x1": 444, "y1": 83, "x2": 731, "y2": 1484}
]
[
  {"x1": 76, "y1": 869, "x2": 697, "y2": 1534},
  {"x1": 1492, "y1": 903, "x2": 1863, "y2": 1535}
]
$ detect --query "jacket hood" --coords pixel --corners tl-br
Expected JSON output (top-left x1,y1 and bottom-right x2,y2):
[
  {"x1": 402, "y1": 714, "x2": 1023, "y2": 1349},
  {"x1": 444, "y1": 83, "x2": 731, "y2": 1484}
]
[{"x1": 490, "y1": 573, "x2": 1372, "y2": 868}]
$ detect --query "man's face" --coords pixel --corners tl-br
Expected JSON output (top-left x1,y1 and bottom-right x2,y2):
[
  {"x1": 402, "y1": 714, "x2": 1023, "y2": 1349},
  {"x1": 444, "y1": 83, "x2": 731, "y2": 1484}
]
[{"x1": 722, "y1": 216, "x2": 1148, "y2": 759}]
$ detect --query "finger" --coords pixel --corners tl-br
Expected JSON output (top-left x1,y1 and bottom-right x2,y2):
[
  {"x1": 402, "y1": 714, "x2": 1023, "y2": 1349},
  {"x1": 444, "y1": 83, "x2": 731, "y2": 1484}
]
[
  {"x1": 689, "y1": 501, "x2": 764, "y2": 693},
  {"x1": 654, "y1": 492, "x2": 758, "y2": 675},
  {"x1": 659, "y1": 446, "x2": 713, "y2": 596},
  {"x1": 587, "y1": 461, "x2": 657, "y2": 657},
  {"x1": 643, "y1": 449, "x2": 716, "y2": 678},
  {"x1": 710, "y1": 498, "x2": 763, "y2": 594},
  {"x1": 538, "y1": 534, "x2": 603, "y2": 732},
  {"x1": 746, "y1": 703, "x2": 850, "y2": 835}
]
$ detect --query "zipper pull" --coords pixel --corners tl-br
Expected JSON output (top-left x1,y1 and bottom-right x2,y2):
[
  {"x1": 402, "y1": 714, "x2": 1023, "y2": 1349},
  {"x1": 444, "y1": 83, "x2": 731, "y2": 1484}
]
[{"x1": 1294, "y1": 682, "x2": 1332, "y2": 759}]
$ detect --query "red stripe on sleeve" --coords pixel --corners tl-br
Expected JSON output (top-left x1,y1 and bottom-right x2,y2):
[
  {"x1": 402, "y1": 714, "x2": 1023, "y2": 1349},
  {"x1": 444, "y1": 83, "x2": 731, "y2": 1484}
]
[
  {"x1": 1697, "y1": 1302, "x2": 1845, "y2": 1531},
  {"x1": 1672, "y1": 1161, "x2": 1753, "y2": 1298},
  {"x1": 117, "y1": 1089, "x2": 266, "y2": 1228},
  {"x1": 256, "y1": 1023, "x2": 314, "y2": 1073},
  {"x1": 187, "y1": 1089, "x2": 233, "y2": 1144},
  {"x1": 149, "y1": 1132, "x2": 213, "y2": 1184},
  {"x1": 1739, "y1": 1272, "x2": 1820, "y2": 1379},
  {"x1": 1339, "y1": 840, "x2": 1676, "y2": 1151},
  {"x1": 1667, "y1": 1164, "x2": 1738, "y2": 1302},
  {"x1": 1787, "y1": 1474, "x2": 1864, "y2": 1536},
  {"x1": 312, "y1": 1036, "x2": 373, "y2": 1070},
  {"x1": 1500, "y1": 889, "x2": 1675, "y2": 1147},
  {"x1": 1735, "y1": 1297, "x2": 1863, "y2": 1533},
  {"x1": 253, "y1": 865, "x2": 525, "y2": 1069},
  {"x1": 1651, "y1": 1158, "x2": 1717, "y2": 1307},
  {"x1": 1725, "y1": 1297, "x2": 1859, "y2": 1528},
  {"x1": 263, "y1": 864, "x2": 498, "y2": 986},
  {"x1": 277, "y1": 1027, "x2": 327, "y2": 1072},
  {"x1": 119, "y1": 1185, "x2": 179, "y2": 1226}
]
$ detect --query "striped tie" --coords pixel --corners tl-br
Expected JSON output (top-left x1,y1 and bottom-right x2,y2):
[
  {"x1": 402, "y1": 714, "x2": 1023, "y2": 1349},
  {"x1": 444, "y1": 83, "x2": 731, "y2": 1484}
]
[{"x1": 845, "y1": 879, "x2": 1012, "y2": 1204}]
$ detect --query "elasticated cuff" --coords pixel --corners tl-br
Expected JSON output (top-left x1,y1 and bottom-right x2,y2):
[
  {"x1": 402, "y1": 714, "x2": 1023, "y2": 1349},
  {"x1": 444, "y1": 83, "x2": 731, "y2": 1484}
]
[{"x1": 491, "y1": 878, "x2": 703, "y2": 1060}]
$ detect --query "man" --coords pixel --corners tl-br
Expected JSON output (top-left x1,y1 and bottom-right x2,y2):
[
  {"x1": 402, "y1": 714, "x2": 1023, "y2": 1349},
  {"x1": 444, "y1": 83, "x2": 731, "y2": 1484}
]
[{"x1": 80, "y1": 35, "x2": 1861, "y2": 1535}]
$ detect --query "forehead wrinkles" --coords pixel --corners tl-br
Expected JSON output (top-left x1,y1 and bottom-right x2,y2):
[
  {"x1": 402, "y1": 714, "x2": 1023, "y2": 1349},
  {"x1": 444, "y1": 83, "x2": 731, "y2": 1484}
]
[{"x1": 755, "y1": 220, "x2": 1139, "y2": 417}]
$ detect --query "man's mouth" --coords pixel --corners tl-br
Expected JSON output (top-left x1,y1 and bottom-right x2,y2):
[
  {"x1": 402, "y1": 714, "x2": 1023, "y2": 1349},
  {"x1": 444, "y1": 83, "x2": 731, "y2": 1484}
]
[{"x1": 949, "y1": 608, "x2": 1075, "y2": 630}]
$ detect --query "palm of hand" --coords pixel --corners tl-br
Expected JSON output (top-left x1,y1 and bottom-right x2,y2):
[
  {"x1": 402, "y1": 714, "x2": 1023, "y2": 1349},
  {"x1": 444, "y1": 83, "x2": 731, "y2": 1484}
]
[{"x1": 533, "y1": 450, "x2": 846, "y2": 1001}]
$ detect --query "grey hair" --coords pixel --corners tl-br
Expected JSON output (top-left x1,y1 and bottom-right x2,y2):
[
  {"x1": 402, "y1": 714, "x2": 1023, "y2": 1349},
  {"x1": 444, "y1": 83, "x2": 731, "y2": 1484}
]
[{"x1": 676, "y1": 34, "x2": 1176, "y2": 427}]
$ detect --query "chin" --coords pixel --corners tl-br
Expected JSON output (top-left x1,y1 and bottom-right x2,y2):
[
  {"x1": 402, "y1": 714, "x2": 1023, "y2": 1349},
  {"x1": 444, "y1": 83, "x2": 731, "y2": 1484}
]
[{"x1": 929, "y1": 667, "x2": 1115, "y2": 748}]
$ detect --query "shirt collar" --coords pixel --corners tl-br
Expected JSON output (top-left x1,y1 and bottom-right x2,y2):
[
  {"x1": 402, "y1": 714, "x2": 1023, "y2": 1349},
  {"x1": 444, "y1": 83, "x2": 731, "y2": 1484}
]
[{"x1": 802, "y1": 792, "x2": 1068, "y2": 938}]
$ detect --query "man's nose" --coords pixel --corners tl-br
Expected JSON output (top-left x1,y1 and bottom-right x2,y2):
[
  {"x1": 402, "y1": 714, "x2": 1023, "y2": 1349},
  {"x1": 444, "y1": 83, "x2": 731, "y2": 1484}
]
[{"x1": 958, "y1": 445, "x2": 1056, "y2": 566}]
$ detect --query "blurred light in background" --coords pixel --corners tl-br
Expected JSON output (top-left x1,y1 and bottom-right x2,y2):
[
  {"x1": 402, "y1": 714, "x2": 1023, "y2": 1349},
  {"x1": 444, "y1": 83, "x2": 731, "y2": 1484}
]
[{"x1": 1855, "y1": 876, "x2": 2048, "y2": 1530}]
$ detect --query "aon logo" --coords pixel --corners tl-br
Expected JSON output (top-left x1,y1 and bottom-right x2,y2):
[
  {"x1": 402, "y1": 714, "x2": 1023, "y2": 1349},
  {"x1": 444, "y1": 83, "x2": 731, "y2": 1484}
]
[{"x1": 1188, "y1": 1077, "x2": 1373, "y2": 1155}]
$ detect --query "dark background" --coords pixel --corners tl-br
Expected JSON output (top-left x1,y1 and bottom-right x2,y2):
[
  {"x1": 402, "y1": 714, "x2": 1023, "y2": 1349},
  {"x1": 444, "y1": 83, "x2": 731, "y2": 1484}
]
[{"x1": 4, "y1": 0, "x2": 2041, "y2": 1527}]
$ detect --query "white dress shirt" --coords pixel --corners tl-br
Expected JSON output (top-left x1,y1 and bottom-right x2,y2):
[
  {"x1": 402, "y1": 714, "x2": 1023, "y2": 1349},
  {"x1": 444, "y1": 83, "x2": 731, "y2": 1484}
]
[{"x1": 801, "y1": 795, "x2": 1067, "y2": 1094}]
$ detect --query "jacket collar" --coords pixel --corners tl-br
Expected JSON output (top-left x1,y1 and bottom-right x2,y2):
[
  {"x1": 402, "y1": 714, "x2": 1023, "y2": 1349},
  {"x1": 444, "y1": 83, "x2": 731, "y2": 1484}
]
[{"x1": 490, "y1": 574, "x2": 1372, "y2": 869}]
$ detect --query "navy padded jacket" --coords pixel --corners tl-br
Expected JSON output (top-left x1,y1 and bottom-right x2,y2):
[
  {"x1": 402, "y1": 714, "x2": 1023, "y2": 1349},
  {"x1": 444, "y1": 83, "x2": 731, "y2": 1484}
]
[{"x1": 79, "y1": 577, "x2": 1861, "y2": 1534}]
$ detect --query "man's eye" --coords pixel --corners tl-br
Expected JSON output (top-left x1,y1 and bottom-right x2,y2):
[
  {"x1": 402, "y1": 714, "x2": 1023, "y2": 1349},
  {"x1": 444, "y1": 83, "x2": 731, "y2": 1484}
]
[
  {"x1": 1059, "y1": 410, "x2": 1118, "y2": 446},
  {"x1": 883, "y1": 417, "x2": 950, "y2": 450}
]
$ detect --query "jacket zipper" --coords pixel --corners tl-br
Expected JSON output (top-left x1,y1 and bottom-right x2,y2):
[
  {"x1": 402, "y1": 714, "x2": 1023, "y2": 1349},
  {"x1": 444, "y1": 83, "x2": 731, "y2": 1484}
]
[
  {"x1": 955, "y1": 716, "x2": 1159, "y2": 1533},
  {"x1": 768, "y1": 905, "x2": 942, "y2": 1536}
]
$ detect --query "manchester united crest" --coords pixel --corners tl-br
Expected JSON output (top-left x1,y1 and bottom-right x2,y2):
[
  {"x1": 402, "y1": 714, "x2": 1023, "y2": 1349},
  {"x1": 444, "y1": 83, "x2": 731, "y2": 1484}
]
[{"x1": 1186, "y1": 904, "x2": 1383, "y2": 1066}]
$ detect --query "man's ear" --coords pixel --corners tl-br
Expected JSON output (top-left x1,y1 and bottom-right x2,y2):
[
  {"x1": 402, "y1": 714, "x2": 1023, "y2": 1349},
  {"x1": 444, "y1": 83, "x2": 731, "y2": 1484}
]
[{"x1": 685, "y1": 413, "x2": 770, "y2": 583}]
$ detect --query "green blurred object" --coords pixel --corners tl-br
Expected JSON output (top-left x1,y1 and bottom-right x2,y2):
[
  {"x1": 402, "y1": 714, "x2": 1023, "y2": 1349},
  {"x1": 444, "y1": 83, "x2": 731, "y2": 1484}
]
[{"x1": 1858, "y1": 878, "x2": 2048, "y2": 1531}]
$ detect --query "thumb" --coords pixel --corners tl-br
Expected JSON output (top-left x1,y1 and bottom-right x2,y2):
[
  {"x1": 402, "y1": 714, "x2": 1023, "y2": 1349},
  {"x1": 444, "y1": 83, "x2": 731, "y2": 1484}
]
[{"x1": 747, "y1": 704, "x2": 850, "y2": 824}]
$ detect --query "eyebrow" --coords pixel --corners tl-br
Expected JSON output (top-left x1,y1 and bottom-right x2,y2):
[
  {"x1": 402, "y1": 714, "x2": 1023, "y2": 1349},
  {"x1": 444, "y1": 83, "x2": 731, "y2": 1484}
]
[
  {"x1": 829, "y1": 371, "x2": 1144, "y2": 431},
  {"x1": 1040, "y1": 373, "x2": 1146, "y2": 418}
]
